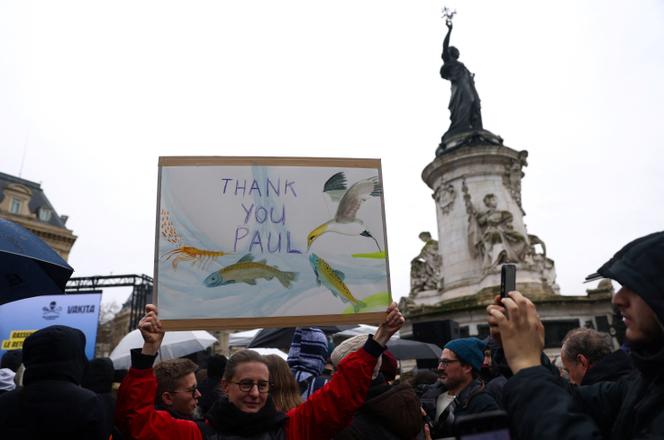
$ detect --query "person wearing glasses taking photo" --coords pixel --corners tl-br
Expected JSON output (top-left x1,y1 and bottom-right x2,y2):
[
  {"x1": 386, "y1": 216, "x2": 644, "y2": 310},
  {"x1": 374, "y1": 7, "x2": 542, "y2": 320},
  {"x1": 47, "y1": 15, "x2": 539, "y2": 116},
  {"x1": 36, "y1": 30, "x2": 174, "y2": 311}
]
[{"x1": 115, "y1": 303, "x2": 404, "y2": 440}]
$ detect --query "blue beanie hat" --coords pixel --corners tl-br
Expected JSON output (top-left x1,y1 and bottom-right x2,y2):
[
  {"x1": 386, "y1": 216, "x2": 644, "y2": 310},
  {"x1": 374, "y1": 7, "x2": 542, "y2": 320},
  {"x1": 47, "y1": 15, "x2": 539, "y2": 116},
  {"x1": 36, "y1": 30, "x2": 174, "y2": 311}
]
[{"x1": 444, "y1": 337, "x2": 486, "y2": 372}]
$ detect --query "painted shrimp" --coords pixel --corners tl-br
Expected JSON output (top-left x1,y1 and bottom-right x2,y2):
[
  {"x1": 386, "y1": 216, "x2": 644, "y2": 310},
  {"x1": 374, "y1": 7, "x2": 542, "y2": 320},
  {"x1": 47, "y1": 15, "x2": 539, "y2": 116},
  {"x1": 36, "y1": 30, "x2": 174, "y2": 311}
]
[{"x1": 160, "y1": 209, "x2": 229, "y2": 269}]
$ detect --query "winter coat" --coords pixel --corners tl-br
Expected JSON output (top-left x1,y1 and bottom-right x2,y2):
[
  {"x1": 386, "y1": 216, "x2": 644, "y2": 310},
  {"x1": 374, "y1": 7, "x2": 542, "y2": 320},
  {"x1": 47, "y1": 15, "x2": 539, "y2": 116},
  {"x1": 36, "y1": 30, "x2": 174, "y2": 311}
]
[
  {"x1": 581, "y1": 349, "x2": 634, "y2": 386},
  {"x1": 334, "y1": 381, "x2": 423, "y2": 440},
  {"x1": 503, "y1": 343, "x2": 664, "y2": 439},
  {"x1": 0, "y1": 326, "x2": 107, "y2": 440},
  {"x1": 198, "y1": 375, "x2": 224, "y2": 416},
  {"x1": 115, "y1": 338, "x2": 385, "y2": 440},
  {"x1": 421, "y1": 379, "x2": 499, "y2": 439}
]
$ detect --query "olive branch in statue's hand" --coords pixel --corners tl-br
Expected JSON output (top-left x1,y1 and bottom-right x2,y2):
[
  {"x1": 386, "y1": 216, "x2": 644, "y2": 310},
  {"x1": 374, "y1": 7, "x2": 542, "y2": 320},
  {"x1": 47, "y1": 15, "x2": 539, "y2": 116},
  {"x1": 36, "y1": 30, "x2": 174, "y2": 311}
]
[{"x1": 442, "y1": 7, "x2": 456, "y2": 28}]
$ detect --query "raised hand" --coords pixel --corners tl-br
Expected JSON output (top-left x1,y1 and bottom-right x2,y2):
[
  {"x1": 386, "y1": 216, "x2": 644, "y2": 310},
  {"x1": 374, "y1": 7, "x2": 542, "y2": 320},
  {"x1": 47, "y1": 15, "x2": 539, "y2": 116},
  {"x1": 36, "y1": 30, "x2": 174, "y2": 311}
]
[
  {"x1": 487, "y1": 291, "x2": 544, "y2": 374},
  {"x1": 139, "y1": 304, "x2": 165, "y2": 355},
  {"x1": 374, "y1": 302, "x2": 405, "y2": 346},
  {"x1": 486, "y1": 295, "x2": 505, "y2": 347}
]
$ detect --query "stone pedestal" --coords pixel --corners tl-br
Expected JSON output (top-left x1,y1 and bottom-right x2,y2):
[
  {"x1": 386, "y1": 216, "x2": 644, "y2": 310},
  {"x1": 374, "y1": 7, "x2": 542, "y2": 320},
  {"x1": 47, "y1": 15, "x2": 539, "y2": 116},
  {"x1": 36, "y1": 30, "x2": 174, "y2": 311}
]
[
  {"x1": 404, "y1": 143, "x2": 559, "y2": 313},
  {"x1": 398, "y1": 143, "x2": 621, "y2": 352},
  {"x1": 421, "y1": 143, "x2": 559, "y2": 304}
]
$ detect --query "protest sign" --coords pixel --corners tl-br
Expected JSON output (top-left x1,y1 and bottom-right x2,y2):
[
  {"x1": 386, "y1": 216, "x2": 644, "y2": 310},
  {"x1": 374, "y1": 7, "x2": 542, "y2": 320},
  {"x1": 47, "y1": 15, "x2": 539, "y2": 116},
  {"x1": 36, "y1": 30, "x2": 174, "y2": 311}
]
[
  {"x1": 155, "y1": 157, "x2": 391, "y2": 329},
  {"x1": 0, "y1": 292, "x2": 101, "y2": 359}
]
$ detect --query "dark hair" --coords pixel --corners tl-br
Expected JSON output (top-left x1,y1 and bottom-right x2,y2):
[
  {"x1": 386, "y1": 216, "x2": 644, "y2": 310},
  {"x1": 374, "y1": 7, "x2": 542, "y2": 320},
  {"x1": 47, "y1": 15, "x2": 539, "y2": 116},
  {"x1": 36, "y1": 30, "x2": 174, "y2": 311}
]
[
  {"x1": 562, "y1": 328, "x2": 612, "y2": 365},
  {"x1": 263, "y1": 354, "x2": 302, "y2": 412},
  {"x1": 154, "y1": 358, "x2": 198, "y2": 403},
  {"x1": 0, "y1": 350, "x2": 22, "y2": 372},
  {"x1": 223, "y1": 350, "x2": 268, "y2": 382},
  {"x1": 206, "y1": 354, "x2": 227, "y2": 379},
  {"x1": 410, "y1": 369, "x2": 438, "y2": 387},
  {"x1": 459, "y1": 359, "x2": 480, "y2": 379}
]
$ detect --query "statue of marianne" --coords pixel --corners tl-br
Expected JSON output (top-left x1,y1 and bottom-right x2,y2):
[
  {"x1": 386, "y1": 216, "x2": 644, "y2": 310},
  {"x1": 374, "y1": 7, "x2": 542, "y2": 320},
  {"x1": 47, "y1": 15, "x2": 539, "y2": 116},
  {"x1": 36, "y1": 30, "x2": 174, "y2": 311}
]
[{"x1": 440, "y1": 21, "x2": 483, "y2": 139}]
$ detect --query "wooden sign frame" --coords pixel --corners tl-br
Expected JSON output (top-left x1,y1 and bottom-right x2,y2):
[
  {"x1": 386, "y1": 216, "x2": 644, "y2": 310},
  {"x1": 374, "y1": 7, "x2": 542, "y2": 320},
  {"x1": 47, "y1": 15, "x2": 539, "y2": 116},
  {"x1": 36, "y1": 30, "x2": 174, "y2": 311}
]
[{"x1": 154, "y1": 156, "x2": 391, "y2": 330}]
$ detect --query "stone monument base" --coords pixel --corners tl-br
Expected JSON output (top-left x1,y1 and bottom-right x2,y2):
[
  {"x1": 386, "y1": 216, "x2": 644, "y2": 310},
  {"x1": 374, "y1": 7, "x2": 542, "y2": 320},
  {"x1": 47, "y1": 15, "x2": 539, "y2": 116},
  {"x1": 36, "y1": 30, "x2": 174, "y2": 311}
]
[{"x1": 436, "y1": 129, "x2": 503, "y2": 157}]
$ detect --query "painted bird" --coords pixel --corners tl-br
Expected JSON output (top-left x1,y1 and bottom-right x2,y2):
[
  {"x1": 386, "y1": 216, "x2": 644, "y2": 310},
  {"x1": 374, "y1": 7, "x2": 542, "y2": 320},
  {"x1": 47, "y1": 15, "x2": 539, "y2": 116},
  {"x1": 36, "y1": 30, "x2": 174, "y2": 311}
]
[
  {"x1": 307, "y1": 172, "x2": 383, "y2": 250},
  {"x1": 309, "y1": 253, "x2": 366, "y2": 312},
  {"x1": 204, "y1": 254, "x2": 297, "y2": 288}
]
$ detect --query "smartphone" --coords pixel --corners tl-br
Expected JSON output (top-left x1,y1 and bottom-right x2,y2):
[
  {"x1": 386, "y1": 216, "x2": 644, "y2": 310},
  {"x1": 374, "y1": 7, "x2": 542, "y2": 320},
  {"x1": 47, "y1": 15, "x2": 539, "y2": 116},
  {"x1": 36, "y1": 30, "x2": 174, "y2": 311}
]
[
  {"x1": 455, "y1": 410, "x2": 511, "y2": 440},
  {"x1": 422, "y1": 412, "x2": 434, "y2": 430},
  {"x1": 500, "y1": 264, "x2": 516, "y2": 298}
]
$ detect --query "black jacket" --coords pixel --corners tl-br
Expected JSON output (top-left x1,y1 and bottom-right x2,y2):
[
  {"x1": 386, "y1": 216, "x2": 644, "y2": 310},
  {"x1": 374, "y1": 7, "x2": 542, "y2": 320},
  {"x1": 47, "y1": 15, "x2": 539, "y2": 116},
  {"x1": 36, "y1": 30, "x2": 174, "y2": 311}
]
[
  {"x1": 421, "y1": 379, "x2": 499, "y2": 439},
  {"x1": 0, "y1": 325, "x2": 107, "y2": 440},
  {"x1": 198, "y1": 375, "x2": 224, "y2": 416},
  {"x1": 334, "y1": 380, "x2": 423, "y2": 440},
  {"x1": 503, "y1": 343, "x2": 664, "y2": 439},
  {"x1": 581, "y1": 349, "x2": 634, "y2": 386}
]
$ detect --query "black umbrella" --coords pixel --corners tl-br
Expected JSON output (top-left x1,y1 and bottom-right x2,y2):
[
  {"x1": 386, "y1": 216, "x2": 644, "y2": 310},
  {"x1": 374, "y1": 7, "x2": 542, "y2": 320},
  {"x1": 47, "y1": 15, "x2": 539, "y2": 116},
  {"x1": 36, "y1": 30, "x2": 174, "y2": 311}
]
[
  {"x1": 0, "y1": 218, "x2": 74, "y2": 305},
  {"x1": 248, "y1": 326, "x2": 354, "y2": 351},
  {"x1": 386, "y1": 338, "x2": 442, "y2": 360}
]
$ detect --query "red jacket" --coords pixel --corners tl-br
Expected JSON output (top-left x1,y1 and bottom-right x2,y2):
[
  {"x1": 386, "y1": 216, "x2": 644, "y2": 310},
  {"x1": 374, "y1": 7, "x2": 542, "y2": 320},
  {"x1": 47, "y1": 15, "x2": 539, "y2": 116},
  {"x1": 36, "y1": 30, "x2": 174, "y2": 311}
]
[{"x1": 115, "y1": 344, "x2": 381, "y2": 440}]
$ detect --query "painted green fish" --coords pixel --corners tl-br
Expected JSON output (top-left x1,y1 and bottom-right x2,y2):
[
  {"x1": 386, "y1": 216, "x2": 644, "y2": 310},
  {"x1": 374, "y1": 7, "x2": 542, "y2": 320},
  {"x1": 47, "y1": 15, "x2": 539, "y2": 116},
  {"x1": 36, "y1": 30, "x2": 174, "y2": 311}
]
[
  {"x1": 309, "y1": 253, "x2": 367, "y2": 312},
  {"x1": 204, "y1": 254, "x2": 297, "y2": 288}
]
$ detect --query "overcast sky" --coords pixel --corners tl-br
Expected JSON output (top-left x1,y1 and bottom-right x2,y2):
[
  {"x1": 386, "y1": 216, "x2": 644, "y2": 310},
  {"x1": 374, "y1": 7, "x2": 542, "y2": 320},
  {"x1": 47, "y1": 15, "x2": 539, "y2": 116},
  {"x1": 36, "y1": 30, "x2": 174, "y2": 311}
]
[{"x1": 1, "y1": 0, "x2": 663, "y2": 310}]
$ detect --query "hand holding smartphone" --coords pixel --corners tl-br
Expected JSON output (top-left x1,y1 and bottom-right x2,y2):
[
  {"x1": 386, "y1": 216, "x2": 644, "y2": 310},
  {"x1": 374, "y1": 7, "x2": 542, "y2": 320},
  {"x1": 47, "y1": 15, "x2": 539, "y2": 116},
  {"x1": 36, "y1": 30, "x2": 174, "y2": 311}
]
[{"x1": 500, "y1": 264, "x2": 516, "y2": 298}]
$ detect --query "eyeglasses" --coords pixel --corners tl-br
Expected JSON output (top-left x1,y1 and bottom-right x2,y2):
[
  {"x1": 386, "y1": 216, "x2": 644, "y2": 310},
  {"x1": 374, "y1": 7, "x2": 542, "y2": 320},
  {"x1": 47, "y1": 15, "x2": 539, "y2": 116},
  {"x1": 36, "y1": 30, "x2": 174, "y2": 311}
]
[
  {"x1": 169, "y1": 386, "x2": 199, "y2": 398},
  {"x1": 438, "y1": 359, "x2": 461, "y2": 368},
  {"x1": 231, "y1": 380, "x2": 271, "y2": 393}
]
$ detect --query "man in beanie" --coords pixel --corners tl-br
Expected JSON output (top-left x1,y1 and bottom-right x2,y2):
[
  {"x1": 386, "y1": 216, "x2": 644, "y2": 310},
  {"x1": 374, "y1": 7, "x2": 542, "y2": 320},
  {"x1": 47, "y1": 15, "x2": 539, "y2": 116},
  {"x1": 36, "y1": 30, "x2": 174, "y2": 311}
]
[
  {"x1": 421, "y1": 337, "x2": 499, "y2": 439},
  {"x1": 488, "y1": 231, "x2": 664, "y2": 438},
  {"x1": 0, "y1": 325, "x2": 107, "y2": 439}
]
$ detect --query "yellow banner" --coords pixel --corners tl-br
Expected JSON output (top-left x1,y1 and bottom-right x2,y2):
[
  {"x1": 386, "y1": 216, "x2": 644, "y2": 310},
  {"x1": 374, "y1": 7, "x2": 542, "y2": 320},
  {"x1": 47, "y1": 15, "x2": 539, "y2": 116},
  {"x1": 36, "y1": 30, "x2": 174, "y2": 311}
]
[
  {"x1": 2, "y1": 330, "x2": 36, "y2": 350},
  {"x1": 9, "y1": 330, "x2": 36, "y2": 340}
]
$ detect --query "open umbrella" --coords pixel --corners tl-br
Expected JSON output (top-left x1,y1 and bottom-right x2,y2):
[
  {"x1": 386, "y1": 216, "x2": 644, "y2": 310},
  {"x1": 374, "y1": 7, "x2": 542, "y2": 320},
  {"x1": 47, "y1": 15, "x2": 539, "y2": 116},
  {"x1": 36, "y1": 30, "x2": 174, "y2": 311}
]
[
  {"x1": 386, "y1": 338, "x2": 442, "y2": 360},
  {"x1": 248, "y1": 348, "x2": 288, "y2": 360},
  {"x1": 0, "y1": 218, "x2": 74, "y2": 305},
  {"x1": 109, "y1": 329, "x2": 218, "y2": 369},
  {"x1": 229, "y1": 328, "x2": 262, "y2": 347}
]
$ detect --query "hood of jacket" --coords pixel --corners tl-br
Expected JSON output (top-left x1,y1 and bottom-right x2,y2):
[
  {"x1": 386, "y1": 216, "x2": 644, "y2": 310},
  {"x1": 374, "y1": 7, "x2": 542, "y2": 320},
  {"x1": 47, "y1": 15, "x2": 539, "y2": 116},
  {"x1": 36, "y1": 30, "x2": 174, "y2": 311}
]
[
  {"x1": 81, "y1": 357, "x2": 114, "y2": 394},
  {"x1": 287, "y1": 327, "x2": 328, "y2": 376},
  {"x1": 22, "y1": 325, "x2": 88, "y2": 386},
  {"x1": 358, "y1": 382, "x2": 423, "y2": 439},
  {"x1": 581, "y1": 349, "x2": 634, "y2": 386}
]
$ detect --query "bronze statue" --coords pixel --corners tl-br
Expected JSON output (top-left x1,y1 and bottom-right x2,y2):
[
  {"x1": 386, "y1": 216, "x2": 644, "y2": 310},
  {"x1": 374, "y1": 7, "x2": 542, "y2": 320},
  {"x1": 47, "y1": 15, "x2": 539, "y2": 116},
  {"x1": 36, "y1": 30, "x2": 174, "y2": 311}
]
[
  {"x1": 435, "y1": 9, "x2": 502, "y2": 156},
  {"x1": 441, "y1": 21, "x2": 483, "y2": 140}
]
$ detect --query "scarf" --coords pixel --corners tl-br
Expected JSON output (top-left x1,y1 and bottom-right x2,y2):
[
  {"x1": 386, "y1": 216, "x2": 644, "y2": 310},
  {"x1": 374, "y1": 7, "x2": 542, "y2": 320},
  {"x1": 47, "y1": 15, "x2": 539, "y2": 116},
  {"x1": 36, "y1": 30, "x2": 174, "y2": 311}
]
[{"x1": 206, "y1": 396, "x2": 287, "y2": 436}]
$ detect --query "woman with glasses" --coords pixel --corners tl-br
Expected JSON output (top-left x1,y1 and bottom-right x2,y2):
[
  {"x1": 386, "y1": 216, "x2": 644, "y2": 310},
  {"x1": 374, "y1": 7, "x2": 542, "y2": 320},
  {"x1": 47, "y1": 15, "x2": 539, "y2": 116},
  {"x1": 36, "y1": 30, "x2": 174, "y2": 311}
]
[{"x1": 116, "y1": 303, "x2": 404, "y2": 440}]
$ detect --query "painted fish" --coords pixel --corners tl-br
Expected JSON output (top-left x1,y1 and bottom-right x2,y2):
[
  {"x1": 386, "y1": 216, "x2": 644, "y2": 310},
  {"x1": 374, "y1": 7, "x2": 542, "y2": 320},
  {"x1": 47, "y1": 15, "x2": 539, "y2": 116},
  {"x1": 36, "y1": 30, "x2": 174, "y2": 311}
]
[
  {"x1": 204, "y1": 254, "x2": 297, "y2": 288},
  {"x1": 308, "y1": 253, "x2": 367, "y2": 312}
]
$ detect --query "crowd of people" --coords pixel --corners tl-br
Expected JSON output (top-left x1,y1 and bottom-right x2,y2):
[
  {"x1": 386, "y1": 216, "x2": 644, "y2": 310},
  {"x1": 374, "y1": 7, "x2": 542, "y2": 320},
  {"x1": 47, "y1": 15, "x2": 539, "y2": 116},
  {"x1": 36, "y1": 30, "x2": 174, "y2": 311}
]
[{"x1": 0, "y1": 231, "x2": 662, "y2": 439}]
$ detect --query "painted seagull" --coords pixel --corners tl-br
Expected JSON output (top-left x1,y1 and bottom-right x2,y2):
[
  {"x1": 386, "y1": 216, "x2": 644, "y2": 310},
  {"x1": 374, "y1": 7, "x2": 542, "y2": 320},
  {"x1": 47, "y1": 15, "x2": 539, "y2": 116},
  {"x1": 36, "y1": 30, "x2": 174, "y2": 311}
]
[{"x1": 307, "y1": 172, "x2": 383, "y2": 250}]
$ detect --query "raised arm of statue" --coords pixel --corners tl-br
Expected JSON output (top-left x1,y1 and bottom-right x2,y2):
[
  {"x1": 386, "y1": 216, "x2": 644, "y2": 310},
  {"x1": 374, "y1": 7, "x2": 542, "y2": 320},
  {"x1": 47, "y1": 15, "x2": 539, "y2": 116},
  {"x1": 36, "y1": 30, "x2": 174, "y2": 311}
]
[{"x1": 442, "y1": 22, "x2": 452, "y2": 62}]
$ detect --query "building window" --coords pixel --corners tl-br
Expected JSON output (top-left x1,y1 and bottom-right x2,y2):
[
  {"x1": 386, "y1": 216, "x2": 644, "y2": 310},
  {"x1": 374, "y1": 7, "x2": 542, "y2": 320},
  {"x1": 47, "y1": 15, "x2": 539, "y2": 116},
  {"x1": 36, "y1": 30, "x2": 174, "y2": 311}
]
[
  {"x1": 543, "y1": 319, "x2": 580, "y2": 348},
  {"x1": 10, "y1": 198, "x2": 22, "y2": 214},
  {"x1": 38, "y1": 207, "x2": 52, "y2": 222}
]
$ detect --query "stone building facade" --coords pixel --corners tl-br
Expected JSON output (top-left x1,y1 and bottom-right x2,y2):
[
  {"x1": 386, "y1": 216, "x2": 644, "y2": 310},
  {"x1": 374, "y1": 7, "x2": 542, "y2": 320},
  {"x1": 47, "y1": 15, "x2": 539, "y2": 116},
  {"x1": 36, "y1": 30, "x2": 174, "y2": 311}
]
[{"x1": 0, "y1": 172, "x2": 77, "y2": 260}]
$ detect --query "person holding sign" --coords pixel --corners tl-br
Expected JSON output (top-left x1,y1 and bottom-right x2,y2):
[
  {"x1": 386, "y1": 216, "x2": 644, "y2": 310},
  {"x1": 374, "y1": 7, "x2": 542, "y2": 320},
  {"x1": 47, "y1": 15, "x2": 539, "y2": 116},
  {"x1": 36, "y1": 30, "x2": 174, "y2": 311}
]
[{"x1": 115, "y1": 303, "x2": 404, "y2": 440}]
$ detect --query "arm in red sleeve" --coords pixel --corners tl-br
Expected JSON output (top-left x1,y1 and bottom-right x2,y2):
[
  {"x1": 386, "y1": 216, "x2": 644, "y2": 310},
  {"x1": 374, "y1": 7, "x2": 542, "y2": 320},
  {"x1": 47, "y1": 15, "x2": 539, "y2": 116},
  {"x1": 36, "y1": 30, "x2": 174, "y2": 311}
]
[
  {"x1": 285, "y1": 336, "x2": 385, "y2": 439},
  {"x1": 115, "y1": 349, "x2": 202, "y2": 440}
]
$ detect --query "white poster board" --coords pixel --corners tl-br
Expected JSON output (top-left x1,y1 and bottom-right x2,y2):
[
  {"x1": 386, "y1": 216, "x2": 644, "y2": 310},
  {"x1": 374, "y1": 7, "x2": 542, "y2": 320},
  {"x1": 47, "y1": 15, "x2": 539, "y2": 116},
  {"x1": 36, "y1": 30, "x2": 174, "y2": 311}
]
[{"x1": 155, "y1": 156, "x2": 391, "y2": 330}]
